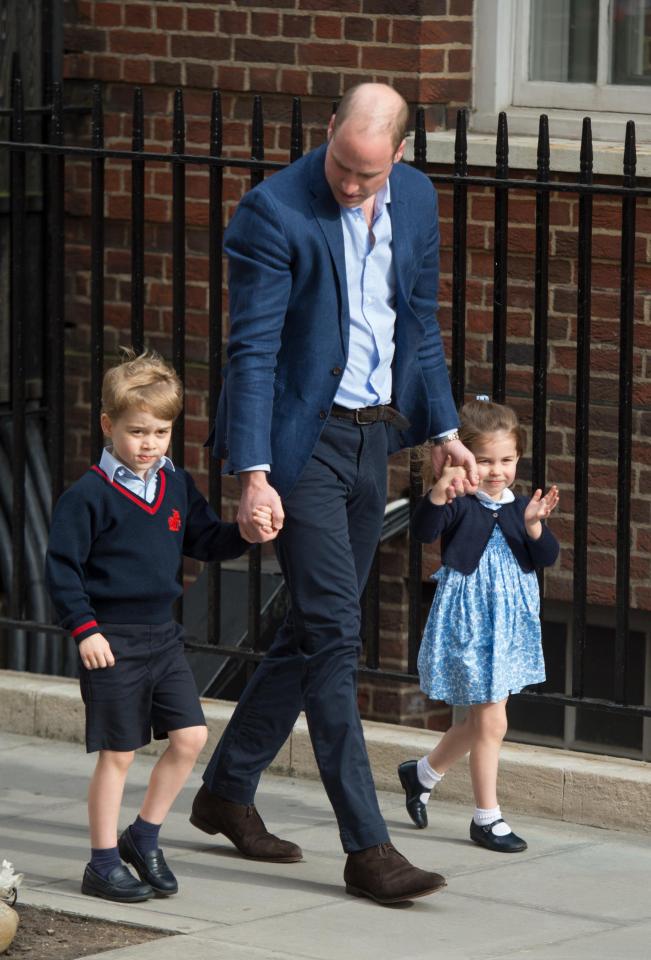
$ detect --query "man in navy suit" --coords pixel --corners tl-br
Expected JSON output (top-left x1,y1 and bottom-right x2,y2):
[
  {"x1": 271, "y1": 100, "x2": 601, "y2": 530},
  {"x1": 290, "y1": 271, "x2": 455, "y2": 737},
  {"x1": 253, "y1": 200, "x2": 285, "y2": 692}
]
[{"x1": 192, "y1": 83, "x2": 476, "y2": 904}]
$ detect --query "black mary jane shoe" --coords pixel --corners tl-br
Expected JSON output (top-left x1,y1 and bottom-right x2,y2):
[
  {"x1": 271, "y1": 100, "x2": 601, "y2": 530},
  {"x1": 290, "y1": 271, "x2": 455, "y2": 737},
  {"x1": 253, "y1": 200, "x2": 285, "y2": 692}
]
[
  {"x1": 81, "y1": 863, "x2": 154, "y2": 902},
  {"x1": 118, "y1": 827, "x2": 179, "y2": 896},
  {"x1": 470, "y1": 818, "x2": 528, "y2": 853},
  {"x1": 397, "y1": 760, "x2": 431, "y2": 829}
]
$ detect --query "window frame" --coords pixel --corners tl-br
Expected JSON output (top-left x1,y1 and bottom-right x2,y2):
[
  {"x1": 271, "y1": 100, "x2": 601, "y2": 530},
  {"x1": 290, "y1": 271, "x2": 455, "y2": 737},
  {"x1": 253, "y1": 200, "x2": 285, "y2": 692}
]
[{"x1": 472, "y1": 0, "x2": 651, "y2": 141}]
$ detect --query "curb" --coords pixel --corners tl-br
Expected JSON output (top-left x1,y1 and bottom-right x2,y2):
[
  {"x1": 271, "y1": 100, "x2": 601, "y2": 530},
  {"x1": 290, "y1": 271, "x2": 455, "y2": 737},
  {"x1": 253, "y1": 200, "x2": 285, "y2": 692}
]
[{"x1": 1, "y1": 669, "x2": 649, "y2": 834}]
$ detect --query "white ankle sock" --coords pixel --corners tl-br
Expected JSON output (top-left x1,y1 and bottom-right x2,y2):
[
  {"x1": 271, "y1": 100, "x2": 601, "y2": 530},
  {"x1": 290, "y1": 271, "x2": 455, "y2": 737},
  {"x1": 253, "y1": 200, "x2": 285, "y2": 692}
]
[
  {"x1": 473, "y1": 806, "x2": 511, "y2": 836},
  {"x1": 416, "y1": 756, "x2": 444, "y2": 795}
]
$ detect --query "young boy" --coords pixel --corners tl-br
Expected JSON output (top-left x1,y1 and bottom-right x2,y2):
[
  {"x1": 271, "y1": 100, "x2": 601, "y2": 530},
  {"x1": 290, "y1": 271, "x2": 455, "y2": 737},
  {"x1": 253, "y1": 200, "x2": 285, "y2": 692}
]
[{"x1": 46, "y1": 350, "x2": 272, "y2": 903}]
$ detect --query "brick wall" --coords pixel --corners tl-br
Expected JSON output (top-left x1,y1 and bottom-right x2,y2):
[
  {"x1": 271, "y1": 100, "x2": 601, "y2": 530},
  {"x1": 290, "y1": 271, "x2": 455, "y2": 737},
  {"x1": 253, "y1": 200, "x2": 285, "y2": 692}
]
[{"x1": 56, "y1": 1, "x2": 650, "y2": 729}]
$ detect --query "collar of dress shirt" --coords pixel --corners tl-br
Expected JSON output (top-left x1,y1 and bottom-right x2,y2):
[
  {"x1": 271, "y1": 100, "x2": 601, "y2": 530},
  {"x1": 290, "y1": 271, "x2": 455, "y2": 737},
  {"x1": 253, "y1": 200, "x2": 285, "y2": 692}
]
[
  {"x1": 99, "y1": 446, "x2": 175, "y2": 484},
  {"x1": 475, "y1": 488, "x2": 516, "y2": 510},
  {"x1": 339, "y1": 179, "x2": 390, "y2": 219}
]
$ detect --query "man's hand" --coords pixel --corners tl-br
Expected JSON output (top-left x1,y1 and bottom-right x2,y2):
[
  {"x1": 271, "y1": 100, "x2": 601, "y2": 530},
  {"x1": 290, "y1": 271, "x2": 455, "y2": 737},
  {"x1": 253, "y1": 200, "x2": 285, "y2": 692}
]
[
  {"x1": 78, "y1": 632, "x2": 115, "y2": 670},
  {"x1": 428, "y1": 455, "x2": 475, "y2": 505},
  {"x1": 430, "y1": 439, "x2": 478, "y2": 493},
  {"x1": 238, "y1": 471, "x2": 284, "y2": 543}
]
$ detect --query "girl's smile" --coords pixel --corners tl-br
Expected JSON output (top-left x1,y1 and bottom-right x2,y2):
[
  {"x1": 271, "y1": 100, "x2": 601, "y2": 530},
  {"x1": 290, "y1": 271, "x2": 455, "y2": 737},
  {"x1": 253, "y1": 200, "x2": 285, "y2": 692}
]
[{"x1": 472, "y1": 430, "x2": 520, "y2": 499}]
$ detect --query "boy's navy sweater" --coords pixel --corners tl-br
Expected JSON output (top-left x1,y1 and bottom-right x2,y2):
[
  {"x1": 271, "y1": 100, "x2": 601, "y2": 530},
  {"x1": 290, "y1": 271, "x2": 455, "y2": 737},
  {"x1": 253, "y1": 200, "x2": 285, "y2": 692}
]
[
  {"x1": 46, "y1": 464, "x2": 248, "y2": 643},
  {"x1": 411, "y1": 492, "x2": 559, "y2": 574}
]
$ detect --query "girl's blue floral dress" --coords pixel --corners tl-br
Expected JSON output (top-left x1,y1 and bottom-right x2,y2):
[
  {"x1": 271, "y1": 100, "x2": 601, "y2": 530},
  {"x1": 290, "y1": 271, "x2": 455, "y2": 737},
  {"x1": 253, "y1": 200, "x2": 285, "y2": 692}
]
[{"x1": 417, "y1": 492, "x2": 546, "y2": 705}]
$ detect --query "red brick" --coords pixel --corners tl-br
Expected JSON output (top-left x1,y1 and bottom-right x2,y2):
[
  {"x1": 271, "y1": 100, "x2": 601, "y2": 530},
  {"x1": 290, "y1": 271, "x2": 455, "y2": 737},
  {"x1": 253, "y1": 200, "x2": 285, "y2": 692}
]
[
  {"x1": 186, "y1": 63, "x2": 215, "y2": 89},
  {"x1": 125, "y1": 4, "x2": 152, "y2": 28},
  {"x1": 91, "y1": 55, "x2": 122, "y2": 81},
  {"x1": 419, "y1": 49, "x2": 445, "y2": 73},
  {"x1": 418, "y1": 77, "x2": 471, "y2": 103},
  {"x1": 299, "y1": 42, "x2": 358, "y2": 67},
  {"x1": 123, "y1": 57, "x2": 152, "y2": 83},
  {"x1": 220, "y1": 10, "x2": 248, "y2": 34},
  {"x1": 110, "y1": 30, "x2": 167, "y2": 56},
  {"x1": 171, "y1": 35, "x2": 230, "y2": 60},
  {"x1": 375, "y1": 17, "x2": 390, "y2": 42},
  {"x1": 156, "y1": 5, "x2": 184, "y2": 31},
  {"x1": 154, "y1": 59, "x2": 183, "y2": 86},
  {"x1": 449, "y1": 0, "x2": 473, "y2": 13},
  {"x1": 362, "y1": 46, "x2": 417, "y2": 72},
  {"x1": 252, "y1": 11, "x2": 280, "y2": 35},
  {"x1": 64, "y1": 24, "x2": 107, "y2": 52},
  {"x1": 235, "y1": 38, "x2": 296, "y2": 63},
  {"x1": 391, "y1": 20, "x2": 421, "y2": 45},
  {"x1": 281, "y1": 68, "x2": 309, "y2": 95},
  {"x1": 420, "y1": 19, "x2": 472, "y2": 44},
  {"x1": 300, "y1": 0, "x2": 360, "y2": 10},
  {"x1": 250, "y1": 67, "x2": 280, "y2": 92},
  {"x1": 448, "y1": 48, "x2": 471, "y2": 73},
  {"x1": 315, "y1": 15, "x2": 342, "y2": 38},
  {"x1": 187, "y1": 8, "x2": 216, "y2": 31},
  {"x1": 344, "y1": 16, "x2": 373, "y2": 40},
  {"x1": 311, "y1": 71, "x2": 343, "y2": 97},
  {"x1": 94, "y1": 2, "x2": 122, "y2": 27},
  {"x1": 281, "y1": 13, "x2": 310, "y2": 37},
  {"x1": 217, "y1": 66, "x2": 247, "y2": 92}
]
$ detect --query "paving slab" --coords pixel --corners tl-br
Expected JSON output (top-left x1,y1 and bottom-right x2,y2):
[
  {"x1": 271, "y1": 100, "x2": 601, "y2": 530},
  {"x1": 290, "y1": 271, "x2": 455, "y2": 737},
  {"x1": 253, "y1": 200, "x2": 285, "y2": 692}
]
[{"x1": 2, "y1": 731, "x2": 650, "y2": 960}]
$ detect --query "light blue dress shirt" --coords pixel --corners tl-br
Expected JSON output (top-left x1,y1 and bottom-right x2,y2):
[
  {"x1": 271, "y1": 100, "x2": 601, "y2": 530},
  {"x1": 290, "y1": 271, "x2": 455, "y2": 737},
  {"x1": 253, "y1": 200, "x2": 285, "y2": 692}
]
[
  {"x1": 99, "y1": 447, "x2": 174, "y2": 504},
  {"x1": 335, "y1": 181, "x2": 395, "y2": 408}
]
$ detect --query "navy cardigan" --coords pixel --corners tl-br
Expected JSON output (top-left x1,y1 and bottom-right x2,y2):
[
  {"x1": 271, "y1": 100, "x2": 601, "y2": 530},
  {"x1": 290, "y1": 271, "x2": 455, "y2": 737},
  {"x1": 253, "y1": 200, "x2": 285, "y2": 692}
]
[{"x1": 411, "y1": 493, "x2": 559, "y2": 574}]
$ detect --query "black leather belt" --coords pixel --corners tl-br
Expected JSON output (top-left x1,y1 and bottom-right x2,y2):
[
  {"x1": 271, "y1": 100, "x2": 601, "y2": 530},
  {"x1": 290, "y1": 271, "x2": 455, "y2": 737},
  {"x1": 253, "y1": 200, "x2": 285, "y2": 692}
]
[{"x1": 330, "y1": 403, "x2": 410, "y2": 431}]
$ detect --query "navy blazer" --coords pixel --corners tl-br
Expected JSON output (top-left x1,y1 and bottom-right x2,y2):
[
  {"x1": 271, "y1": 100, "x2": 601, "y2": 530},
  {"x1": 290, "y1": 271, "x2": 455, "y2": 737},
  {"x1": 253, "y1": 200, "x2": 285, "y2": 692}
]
[
  {"x1": 213, "y1": 144, "x2": 458, "y2": 499},
  {"x1": 411, "y1": 493, "x2": 560, "y2": 574}
]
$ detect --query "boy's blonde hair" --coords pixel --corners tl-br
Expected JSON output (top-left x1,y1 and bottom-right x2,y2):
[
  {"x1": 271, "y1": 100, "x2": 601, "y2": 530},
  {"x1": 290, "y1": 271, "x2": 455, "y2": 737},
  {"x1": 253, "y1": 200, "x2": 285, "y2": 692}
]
[
  {"x1": 102, "y1": 348, "x2": 183, "y2": 422},
  {"x1": 459, "y1": 399, "x2": 524, "y2": 457}
]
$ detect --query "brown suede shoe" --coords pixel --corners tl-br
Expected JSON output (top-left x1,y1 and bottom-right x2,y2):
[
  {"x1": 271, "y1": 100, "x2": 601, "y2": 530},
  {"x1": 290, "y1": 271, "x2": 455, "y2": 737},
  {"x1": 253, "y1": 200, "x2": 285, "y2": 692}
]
[
  {"x1": 344, "y1": 843, "x2": 447, "y2": 904},
  {"x1": 190, "y1": 784, "x2": 303, "y2": 863}
]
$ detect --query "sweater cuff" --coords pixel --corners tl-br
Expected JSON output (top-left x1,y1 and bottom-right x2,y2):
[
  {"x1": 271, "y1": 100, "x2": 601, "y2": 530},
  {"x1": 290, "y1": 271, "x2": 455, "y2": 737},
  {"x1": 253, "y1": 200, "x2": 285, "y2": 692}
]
[{"x1": 70, "y1": 619, "x2": 100, "y2": 643}]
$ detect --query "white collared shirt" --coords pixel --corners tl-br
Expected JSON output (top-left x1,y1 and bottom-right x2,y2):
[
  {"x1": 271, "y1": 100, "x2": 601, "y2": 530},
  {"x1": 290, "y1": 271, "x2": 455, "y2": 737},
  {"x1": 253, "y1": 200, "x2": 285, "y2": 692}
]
[{"x1": 99, "y1": 447, "x2": 175, "y2": 504}]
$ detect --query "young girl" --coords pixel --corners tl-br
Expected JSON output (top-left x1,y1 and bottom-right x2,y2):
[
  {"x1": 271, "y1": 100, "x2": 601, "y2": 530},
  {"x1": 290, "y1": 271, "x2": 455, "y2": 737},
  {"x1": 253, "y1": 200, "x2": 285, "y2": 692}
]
[{"x1": 398, "y1": 398, "x2": 559, "y2": 852}]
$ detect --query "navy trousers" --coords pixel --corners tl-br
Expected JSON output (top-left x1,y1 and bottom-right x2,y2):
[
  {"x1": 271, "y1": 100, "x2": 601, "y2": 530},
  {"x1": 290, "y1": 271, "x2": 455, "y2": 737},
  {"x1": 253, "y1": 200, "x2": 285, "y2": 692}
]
[{"x1": 203, "y1": 416, "x2": 390, "y2": 852}]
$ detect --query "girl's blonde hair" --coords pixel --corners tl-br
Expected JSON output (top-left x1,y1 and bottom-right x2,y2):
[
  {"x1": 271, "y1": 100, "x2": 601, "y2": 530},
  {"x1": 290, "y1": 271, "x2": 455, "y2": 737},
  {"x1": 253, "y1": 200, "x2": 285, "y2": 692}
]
[
  {"x1": 102, "y1": 348, "x2": 183, "y2": 422},
  {"x1": 421, "y1": 398, "x2": 524, "y2": 489},
  {"x1": 459, "y1": 399, "x2": 524, "y2": 457}
]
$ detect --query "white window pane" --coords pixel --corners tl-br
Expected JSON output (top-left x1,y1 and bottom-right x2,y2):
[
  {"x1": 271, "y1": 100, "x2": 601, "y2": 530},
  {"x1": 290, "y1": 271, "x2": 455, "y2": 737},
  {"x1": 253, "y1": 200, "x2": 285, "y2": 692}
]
[
  {"x1": 611, "y1": 0, "x2": 651, "y2": 84},
  {"x1": 529, "y1": 0, "x2": 598, "y2": 82}
]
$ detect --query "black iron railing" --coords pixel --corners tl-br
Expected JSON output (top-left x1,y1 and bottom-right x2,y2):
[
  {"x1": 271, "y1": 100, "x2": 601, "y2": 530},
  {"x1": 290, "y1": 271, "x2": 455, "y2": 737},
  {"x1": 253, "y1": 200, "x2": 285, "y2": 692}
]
[{"x1": 0, "y1": 77, "x2": 649, "y2": 722}]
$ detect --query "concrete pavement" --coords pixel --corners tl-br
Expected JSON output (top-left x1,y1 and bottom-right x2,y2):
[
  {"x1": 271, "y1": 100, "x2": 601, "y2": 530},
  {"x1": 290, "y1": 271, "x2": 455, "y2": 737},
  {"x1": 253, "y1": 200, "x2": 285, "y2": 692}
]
[{"x1": 2, "y1": 730, "x2": 650, "y2": 960}]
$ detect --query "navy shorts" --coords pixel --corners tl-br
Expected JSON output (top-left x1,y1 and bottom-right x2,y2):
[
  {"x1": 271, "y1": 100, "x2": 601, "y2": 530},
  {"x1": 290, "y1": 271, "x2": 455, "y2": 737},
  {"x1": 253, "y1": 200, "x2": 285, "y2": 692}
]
[{"x1": 79, "y1": 621, "x2": 206, "y2": 753}]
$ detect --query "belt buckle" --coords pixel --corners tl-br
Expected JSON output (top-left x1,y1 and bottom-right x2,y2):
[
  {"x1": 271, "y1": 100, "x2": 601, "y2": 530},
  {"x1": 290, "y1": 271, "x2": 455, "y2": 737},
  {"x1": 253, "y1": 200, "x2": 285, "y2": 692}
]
[{"x1": 354, "y1": 407, "x2": 366, "y2": 425}]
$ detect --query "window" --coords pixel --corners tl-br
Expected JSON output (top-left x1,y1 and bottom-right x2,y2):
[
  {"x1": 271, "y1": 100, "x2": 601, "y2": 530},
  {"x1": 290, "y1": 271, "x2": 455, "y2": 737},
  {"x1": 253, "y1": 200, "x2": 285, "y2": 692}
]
[{"x1": 473, "y1": 0, "x2": 651, "y2": 141}]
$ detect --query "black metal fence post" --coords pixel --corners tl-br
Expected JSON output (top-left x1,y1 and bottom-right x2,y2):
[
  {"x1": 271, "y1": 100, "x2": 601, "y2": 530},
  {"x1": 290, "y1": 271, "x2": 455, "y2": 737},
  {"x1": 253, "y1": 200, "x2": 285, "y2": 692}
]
[
  {"x1": 614, "y1": 120, "x2": 637, "y2": 705},
  {"x1": 90, "y1": 84, "x2": 105, "y2": 460},
  {"x1": 492, "y1": 112, "x2": 509, "y2": 403},
  {"x1": 572, "y1": 118, "x2": 594, "y2": 701},
  {"x1": 451, "y1": 108, "x2": 468, "y2": 407},
  {"x1": 46, "y1": 80, "x2": 65, "y2": 497},
  {"x1": 131, "y1": 87, "x2": 145, "y2": 355}
]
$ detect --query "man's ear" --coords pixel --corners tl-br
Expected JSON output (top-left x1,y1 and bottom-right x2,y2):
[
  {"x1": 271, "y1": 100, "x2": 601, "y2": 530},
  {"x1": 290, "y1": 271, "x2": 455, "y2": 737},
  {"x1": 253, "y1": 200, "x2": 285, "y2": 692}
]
[
  {"x1": 394, "y1": 138, "x2": 406, "y2": 164},
  {"x1": 326, "y1": 115, "x2": 336, "y2": 141}
]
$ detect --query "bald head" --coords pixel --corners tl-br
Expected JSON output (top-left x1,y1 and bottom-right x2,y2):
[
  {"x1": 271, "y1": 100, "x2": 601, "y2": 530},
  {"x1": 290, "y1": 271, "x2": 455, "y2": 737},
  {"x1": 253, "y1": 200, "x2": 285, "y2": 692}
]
[{"x1": 332, "y1": 83, "x2": 409, "y2": 152}]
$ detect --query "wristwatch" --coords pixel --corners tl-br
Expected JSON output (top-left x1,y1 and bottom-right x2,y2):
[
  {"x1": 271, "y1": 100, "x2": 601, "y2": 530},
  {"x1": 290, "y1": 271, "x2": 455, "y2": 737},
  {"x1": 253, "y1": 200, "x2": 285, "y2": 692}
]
[{"x1": 430, "y1": 430, "x2": 460, "y2": 446}]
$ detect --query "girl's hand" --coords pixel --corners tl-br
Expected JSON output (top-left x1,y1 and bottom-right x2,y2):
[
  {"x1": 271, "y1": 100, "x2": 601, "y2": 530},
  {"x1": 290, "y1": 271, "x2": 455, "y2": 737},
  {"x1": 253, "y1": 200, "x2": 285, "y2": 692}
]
[
  {"x1": 251, "y1": 504, "x2": 276, "y2": 538},
  {"x1": 78, "y1": 632, "x2": 115, "y2": 670},
  {"x1": 428, "y1": 456, "x2": 478, "y2": 505},
  {"x1": 524, "y1": 484, "x2": 559, "y2": 539}
]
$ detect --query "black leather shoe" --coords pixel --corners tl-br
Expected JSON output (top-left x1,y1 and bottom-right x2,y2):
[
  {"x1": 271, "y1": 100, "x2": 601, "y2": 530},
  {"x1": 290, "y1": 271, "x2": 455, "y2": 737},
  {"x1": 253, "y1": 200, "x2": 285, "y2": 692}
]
[
  {"x1": 118, "y1": 827, "x2": 178, "y2": 896},
  {"x1": 398, "y1": 760, "x2": 430, "y2": 829},
  {"x1": 470, "y1": 818, "x2": 528, "y2": 853},
  {"x1": 81, "y1": 863, "x2": 154, "y2": 902}
]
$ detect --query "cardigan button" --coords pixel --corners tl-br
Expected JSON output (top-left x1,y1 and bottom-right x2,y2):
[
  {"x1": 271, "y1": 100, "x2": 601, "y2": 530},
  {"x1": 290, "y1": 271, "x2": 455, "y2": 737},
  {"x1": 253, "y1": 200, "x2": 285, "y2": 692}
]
[{"x1": 493, "y1": 512, "x2": 499, "y2": 518}]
